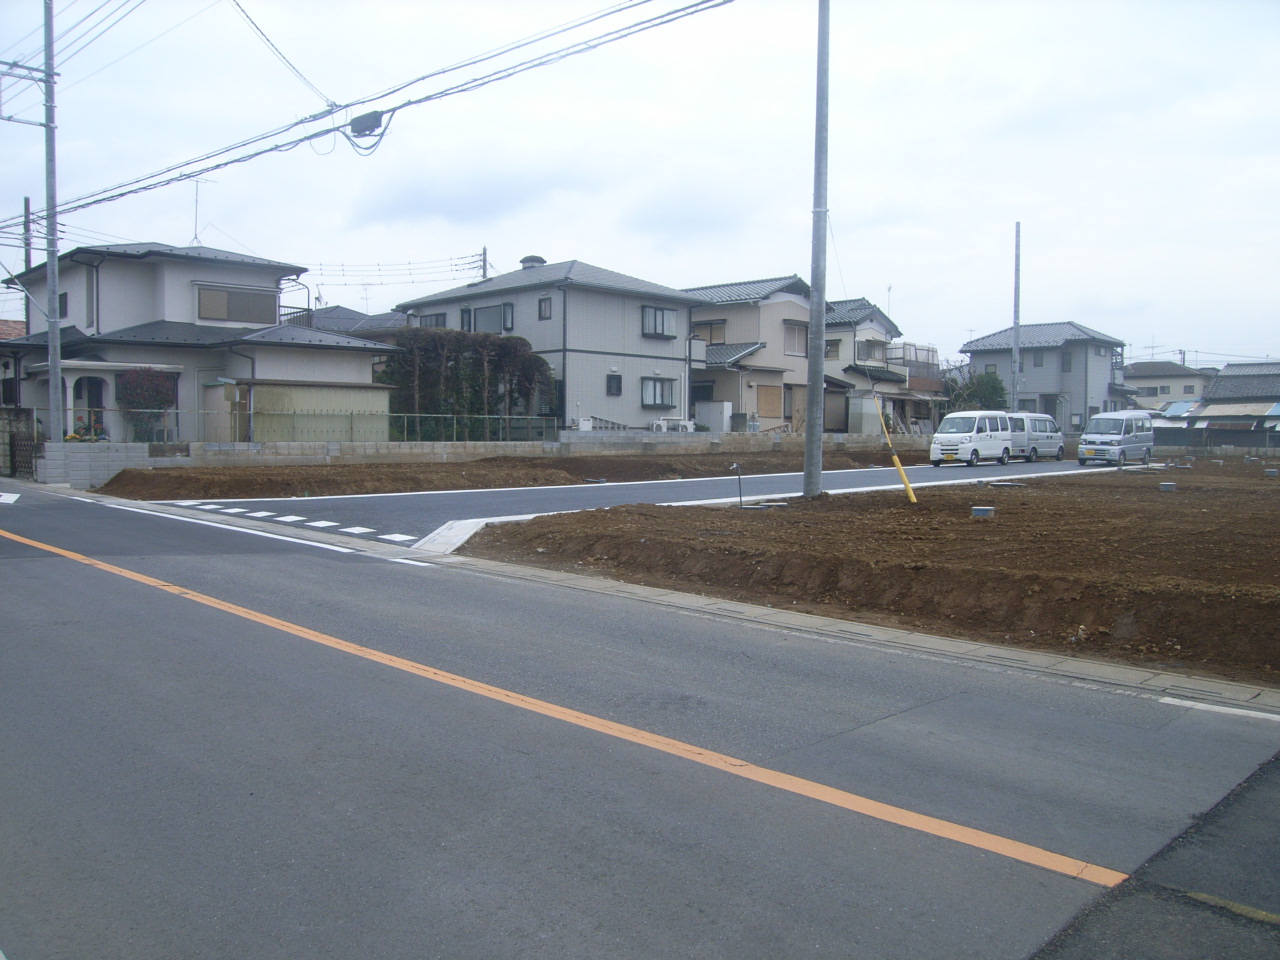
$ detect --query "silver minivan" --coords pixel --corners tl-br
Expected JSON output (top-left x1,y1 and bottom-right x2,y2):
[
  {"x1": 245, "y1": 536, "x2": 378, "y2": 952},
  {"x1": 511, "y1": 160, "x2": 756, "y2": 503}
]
[
  {"x1": 1008, "y1": 413, "x2": 1066, "y2": 462},
  {"x1": 1078, "y1": 410, "x2": 1154, "y2": 466}
]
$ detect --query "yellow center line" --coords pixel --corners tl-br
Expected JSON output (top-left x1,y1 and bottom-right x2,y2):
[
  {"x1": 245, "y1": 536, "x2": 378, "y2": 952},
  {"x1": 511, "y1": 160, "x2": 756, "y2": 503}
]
[{"x1": 2, "y1": 526, "x2": 1129, "y2": 888}]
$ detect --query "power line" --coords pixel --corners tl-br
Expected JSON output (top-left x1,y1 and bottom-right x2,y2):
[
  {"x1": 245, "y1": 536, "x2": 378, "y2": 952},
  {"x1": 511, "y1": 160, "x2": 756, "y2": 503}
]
[
  {"x1": 227, "y1": 0, "x2": 334, "y2": 108},
  {"x1": 2, "y1": 0, "x2": 734, "y2": 231}
]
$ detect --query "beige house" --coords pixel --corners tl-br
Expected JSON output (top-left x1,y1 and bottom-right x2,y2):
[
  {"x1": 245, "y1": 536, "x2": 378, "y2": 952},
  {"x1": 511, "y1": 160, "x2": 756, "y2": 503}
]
[
  {"x1": 2, "y1": 244, "x2": 393, "y2": 441},
  {"x1": 685, "y1": 277, "x2": 942, "y2": 433},
  {"x1": 1122, "y1": 361, "x2": 1217, "y2": 409}
]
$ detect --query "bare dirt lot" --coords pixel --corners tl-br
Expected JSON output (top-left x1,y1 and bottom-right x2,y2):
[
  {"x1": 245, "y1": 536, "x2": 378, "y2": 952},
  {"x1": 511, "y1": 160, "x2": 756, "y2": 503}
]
[{"x1": 98, "y1": 452, "x2": 1280, "y2": 686}]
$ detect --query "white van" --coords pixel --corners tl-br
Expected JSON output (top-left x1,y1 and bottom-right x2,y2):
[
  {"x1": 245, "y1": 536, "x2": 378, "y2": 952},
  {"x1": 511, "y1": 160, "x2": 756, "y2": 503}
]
[
  {"x1": 1078, "y1": 410, "x2": 1154, "y2": 466},
  {"x1": 930, "y1": 411, "x2": 1012, "y2": 466},
  {"x1": 1007, "y1": 413, "x2": 1066, "y2": 462}
]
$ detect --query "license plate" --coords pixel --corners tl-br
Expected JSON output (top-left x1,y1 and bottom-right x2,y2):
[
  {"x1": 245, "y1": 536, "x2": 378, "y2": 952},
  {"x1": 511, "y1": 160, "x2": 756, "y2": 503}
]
[
  {"x1": 944, "y1": 454, "x2": 955, "y2": 460},
  {"x1": 1083, "y1": 448, "x2": 1096, "y2": 455}
]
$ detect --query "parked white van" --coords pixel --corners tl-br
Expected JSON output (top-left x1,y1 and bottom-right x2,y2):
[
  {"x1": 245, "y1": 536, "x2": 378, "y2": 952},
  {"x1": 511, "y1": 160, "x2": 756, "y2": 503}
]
[
  {"x1": 1077, "y1": 410, "x2": 1154, "y2": 466},
  {"x1": 1007, "y1": 413, "x2": 1066, "y2": 462},
  {"x1": 930, "y1": 411, "x2": 1013, "y2": 466}
]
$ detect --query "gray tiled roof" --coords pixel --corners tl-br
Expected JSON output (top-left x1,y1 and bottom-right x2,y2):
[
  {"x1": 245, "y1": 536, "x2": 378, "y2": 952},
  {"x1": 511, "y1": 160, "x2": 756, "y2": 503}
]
[
  {"x1": 705, "y1": 342, "x2": 765, "y2": 365},
  {"x1": 397, "y1": 260, "x2": 704, "y2": 310},
  {"x1": 827, "y1": 298, "x2": 901, "y2": 338},
  {"x1": 312, "y1": 305, "x2": 411, "y2": 333},
  {"x1": 67, "y1": 321, "x2": 391, "y2": 352},
  {"x1": 683, "y1": 275, "x2": 809, "y2": 303},
  {"x1": 843, "y1": 362, "x2": 906, "y2": 383},
  {"x1": 962, "y1": 321, "x2": 1123, "y2": 352},
  {"x1": 5, "y1": 243, "x2": 305, "y2": 283},
  {"x1": 1204, "y1": 362, "x2": 1280, "y2": 401},
  {"x1": 1123, "y1": 361, "x2": 1203, "y2": 378}
]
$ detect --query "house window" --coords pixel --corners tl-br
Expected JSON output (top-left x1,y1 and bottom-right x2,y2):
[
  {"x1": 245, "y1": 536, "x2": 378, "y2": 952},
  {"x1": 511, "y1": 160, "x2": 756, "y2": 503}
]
[
  {"x1": 641, "y1": 377, "x2": 675, "y2": 408},
  {"x1": 783, "y1": 322, "x2": 808, "y2": 357},
  {"x1": 197, "y1": 286, "x2": 277, "y2": 324},
  {"x1": 1033, "y1": 351, "x2": 1044, "y2": 367},
  {"x1": 692, "y1": 320, "x2": 725, "y2": 344},
  {"x1": 418, "y1": 313, "x2": 446, "y2": 328},
  {"x1": 642, "y1": 306, "x2": 677, "y2": 338},
  {"x1": 1138, "y1": 386, "x2": 1159, "y2": 397},
  {"x1": 1095, "y1": 346, "x2": 1108, "y2": 357},
  {"x1": 1061, "y1": 351, "x2": 1072, "y2": 372},
  {"x1": 474, "y1": 303, "x2": 514, "y2": 334},
  {"x1": 58, "y1": 291, "x2": 68, "y2": 319},
  {"x1": 606, "y1": 374, "x2": 622, "y2": 396},
  {"x1": 985, "y1": 364, "x2": 997, "y2": 375},
  {"x1": 1159, "y1": 385, "x2": 1170, "y2": 395},
  {"x1": 858, "y1": 339, "x2": 886, "y2": 362},
  {"x1": 1183, "y1": 384, "x2": 1196, "y2": 394},
  {"x1": 538, "y1": 297, "x2": 552, "y2": 320},
  {"x1": 460, "y1": 307, "x2": 472, "y2": 331},
  {"x1": 824, "y1": 339, "x2": 840, "y2": 359}
]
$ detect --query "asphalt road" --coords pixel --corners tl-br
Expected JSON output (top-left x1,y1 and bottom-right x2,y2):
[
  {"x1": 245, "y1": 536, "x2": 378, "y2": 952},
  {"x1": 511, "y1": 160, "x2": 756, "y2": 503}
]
[
  {"x1": 162, "y1": 459, "x2": 1093, "y2": 546},
  {"x1": 3, "y1": 481, "x2": 1278, "y2": 959}
]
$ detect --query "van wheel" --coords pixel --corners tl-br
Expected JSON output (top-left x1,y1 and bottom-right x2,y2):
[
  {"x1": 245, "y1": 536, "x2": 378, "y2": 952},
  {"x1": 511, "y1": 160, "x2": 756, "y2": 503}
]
[
  {"x1": 1117, "y1": 451, "x2": 1127, "y2": 467},
  {"x1": 1026, "y1": 447, "x2": 1038, "y2": 463},
  {"x1": 967, "y1": 450, "x2": 980, "y2": 466},
  {"x1": 1078, "y1": 458, "x2": 1088, "y2": 466},
  {"x1": 931, "y1": 460, "x2": 942, "y2": 467},
  {"x1": 1056, "y1": 446, "x2": 1065, "y2": 461},
  {"x1": 997, "y1": 448, "x2": 1009, "y2": 465},
  {"x1": 1142, "y1": 449, "x2": 1151, "y2": 465}
]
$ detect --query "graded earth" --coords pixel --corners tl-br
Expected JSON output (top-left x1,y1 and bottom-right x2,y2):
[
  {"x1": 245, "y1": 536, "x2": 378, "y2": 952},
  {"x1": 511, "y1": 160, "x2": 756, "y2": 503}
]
[{"x1": 97, "y1": 452, "x2": 1280, "y2": 685}]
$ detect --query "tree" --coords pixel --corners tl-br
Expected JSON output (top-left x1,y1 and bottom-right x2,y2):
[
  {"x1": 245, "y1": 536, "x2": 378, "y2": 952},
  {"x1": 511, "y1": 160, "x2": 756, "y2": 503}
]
[
  {"x1": 942, "y1": 365, "x2": 1007, "y2": 413},
  {"x1": 115, "y1": 367, "x2": 177, "y2": 441},
  {"x1": 378, "y1": 329, "x2": 553, "y2": 437}
]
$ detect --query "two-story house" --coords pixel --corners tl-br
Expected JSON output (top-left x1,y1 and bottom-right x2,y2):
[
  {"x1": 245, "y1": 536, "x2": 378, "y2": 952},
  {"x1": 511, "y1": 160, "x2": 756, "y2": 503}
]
[
  {"x1": 961, "y1": 321, "x2": 1135, "y2": 431},
  {"x1": 1122, "y1": 361, "x2": 1217, "y2": 409},
  {"x1": 1, "y1": 243, "x2": 393, "y2": 441},
  {"x1": 396, "y1": 256, "x2": 707, "y2": 429},
  {"x1": 683, "y1": 276, "x2": 813, "y2": 432},
  {"x1": 684, "y1": 277, "x2": 942, "y2": 434}
]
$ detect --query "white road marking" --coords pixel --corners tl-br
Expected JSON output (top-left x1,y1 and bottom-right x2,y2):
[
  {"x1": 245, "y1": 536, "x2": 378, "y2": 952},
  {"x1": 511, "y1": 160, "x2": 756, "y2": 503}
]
[
  {"x1": 275, "y1": 515, "x2": 307, "y2": 522},
  {"x1": 377, "y1": 533, "x2": 419, "y2": 542},
  {"x1": 1160, "y1": 697, "x2": 1280, "y2": 722},
  {"x1": 340, "y1": 526, "x2": 376, "y2": 534},
  {"x1": 246, "y1": 511, "x2": 276, "y2": 517},
  {"x1": 0, "y1": 493, "x2": 18, "y2": 504},
  {"x1": 305, "y1": 520, "x2": 340, "y2": 528},
  {"x1": 220, "y1": 507, "x2": 249, "y2": 513}
]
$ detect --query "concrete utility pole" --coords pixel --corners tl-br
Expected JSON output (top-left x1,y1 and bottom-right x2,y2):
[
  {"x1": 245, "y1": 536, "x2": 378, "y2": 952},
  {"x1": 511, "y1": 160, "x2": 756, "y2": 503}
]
[
  {"x1": 802, "y1": 0, "x2": 830, "y2": 498},
  {"x1": 1010, "y1": 222, "x2": 1020, "y2": 413},
  {"x1": 42, "y1": 0, "x2": 64, "y2": 442}
]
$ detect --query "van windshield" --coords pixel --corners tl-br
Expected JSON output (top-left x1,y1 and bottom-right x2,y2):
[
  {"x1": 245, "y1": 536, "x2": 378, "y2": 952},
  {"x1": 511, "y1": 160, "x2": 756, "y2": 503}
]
[
  {"x1": 937, "y1": 417, "x2": 977, "y2": 434},
  {"x1": 1084, "y1": 417, "x2": 1124, "y2": 434}
]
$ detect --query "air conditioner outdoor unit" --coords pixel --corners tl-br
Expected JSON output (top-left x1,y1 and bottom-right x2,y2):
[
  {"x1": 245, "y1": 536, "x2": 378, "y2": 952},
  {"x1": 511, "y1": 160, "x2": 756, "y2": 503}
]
[{"x1": 651, "y1": 421, "x2": 667, "y2": 432}]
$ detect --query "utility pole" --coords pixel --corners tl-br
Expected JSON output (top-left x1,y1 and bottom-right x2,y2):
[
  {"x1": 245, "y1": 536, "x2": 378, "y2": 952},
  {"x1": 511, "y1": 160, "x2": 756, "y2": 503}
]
[
  {"x1": 802, "y1": 0, "x2": 829, "y2": 498},
  {"x1": 44, "y1": 0, "x2": 64, "y2": 443},
  {"x1": 1010, "y1": 222, "x2": 1020, "y2": 413}
]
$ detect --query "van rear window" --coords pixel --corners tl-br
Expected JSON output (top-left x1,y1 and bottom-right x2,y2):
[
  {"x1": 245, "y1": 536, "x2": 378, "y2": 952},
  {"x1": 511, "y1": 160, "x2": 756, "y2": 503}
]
[{"x1": 938, "y1": 417, "x2": 977, "y2": 434}]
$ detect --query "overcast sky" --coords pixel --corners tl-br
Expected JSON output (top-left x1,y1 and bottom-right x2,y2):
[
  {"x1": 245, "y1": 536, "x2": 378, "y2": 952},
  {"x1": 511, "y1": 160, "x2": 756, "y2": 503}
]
[{"x1": 2, "y1": 0, "x2": 1277, "y2": 367}]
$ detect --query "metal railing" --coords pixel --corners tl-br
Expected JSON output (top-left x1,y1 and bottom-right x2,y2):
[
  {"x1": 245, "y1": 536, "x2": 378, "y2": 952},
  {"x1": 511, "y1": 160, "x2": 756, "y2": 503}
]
[{"x1": 24, "y1": 407, "x2": 559, "y2": 444}]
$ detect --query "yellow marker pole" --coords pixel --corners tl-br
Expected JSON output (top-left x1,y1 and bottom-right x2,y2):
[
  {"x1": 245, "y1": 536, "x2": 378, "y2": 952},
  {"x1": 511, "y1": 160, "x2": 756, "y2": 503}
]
[{"x1": 876, "y1": 396, "x2": 918, "y2": 503}]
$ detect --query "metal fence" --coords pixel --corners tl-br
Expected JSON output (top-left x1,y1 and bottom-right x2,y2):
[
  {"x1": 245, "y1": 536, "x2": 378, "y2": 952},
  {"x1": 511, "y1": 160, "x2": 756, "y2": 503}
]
[{"x1": 26, "y1": 407, "x2": 559, "y2": 444}]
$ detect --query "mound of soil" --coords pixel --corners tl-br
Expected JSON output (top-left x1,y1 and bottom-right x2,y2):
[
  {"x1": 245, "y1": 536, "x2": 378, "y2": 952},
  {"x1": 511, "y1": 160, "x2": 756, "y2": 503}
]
[
  {"x1": 95, "y1": 450, "x2": 915, "y2": 500},
  {"x1": 461, "y1": 460, "x2": 1280, "y2": 686},
  {"x1": 97, "y1": 451, "x2": 1280, "y2": 685}
]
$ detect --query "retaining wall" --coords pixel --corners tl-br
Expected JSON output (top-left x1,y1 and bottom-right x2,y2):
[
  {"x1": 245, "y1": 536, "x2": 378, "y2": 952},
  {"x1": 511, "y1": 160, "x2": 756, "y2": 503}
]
[{"x1": 35, "y1": 433, "x2": 928, "y2": 490}]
